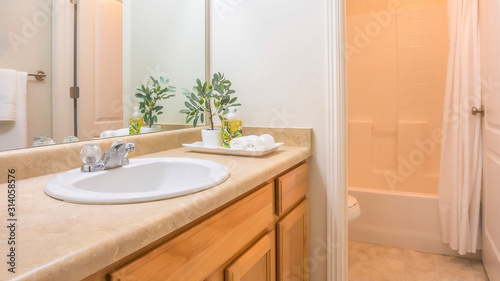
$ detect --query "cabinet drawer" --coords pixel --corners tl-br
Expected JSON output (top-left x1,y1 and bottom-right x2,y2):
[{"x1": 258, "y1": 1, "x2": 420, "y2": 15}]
[
  {"x1": 109, "y1": 183, "x2": 274, "y2": 281},
  {"x1": 276, "y1": 163, "x2": 308, "y2": 216}
]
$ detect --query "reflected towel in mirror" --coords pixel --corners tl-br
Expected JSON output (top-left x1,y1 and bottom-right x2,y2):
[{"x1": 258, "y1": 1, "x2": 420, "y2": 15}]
[
  {"x1": 0, "y1": 69, "x2": 18, "y2": 121},
  {"x1": 0, "y1": 71, "x2": 28, "y2": 150}
]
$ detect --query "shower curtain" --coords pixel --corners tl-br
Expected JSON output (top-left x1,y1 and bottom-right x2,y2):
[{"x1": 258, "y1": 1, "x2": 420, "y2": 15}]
[{"x1": 438, "y1": 0, "x2": 482, "y2": 255}]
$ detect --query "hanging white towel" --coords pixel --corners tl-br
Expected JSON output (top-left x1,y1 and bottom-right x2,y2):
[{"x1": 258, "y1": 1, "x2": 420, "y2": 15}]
[
  {"x1": 0, "y1": 72, "x2": 28, "y2": 151},
  {"x1": 0, "y1": 69, "x2": 18, "y2": 121},
  {"x1": 438, "y1": 0, "x2": 482, "y2": 255}
]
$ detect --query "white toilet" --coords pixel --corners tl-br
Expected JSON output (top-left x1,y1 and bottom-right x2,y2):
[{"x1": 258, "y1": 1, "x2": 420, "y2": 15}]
[{"x1": 348, "y1": 195, "x2": 361, "y2": 222}]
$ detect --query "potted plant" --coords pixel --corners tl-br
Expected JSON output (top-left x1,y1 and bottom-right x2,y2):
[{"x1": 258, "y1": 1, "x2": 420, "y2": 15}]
[
  {"x1": 135, "y1": 76, "x2": 176, "y2": 133},
  {"x1": 180, "y1": 72, "x2": 241, "y2": 147}
]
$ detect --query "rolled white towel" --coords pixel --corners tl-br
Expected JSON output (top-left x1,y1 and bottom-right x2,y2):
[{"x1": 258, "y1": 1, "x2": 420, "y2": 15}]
[
  {"x1": 257, "y1": 134, "x2": 275, "y2": 150},
  {"x1": 229, "y1": 137, "x2": 246, "y2": 149},
  {"x1": 100, "y1": 128, "x2": 129, "y2": 138},
  {"x1": 230, "y1": 135, "x2": 258, "y2": 149},
  {"x1": 100, "y1": 130, "x2": 114, "y2": 138},
  {"x1": 242, "y1": 135, "x2": 260, "y2": 150},
  {"x1": 114, "y1": 128, "x2": 130, "y2": 136},
  {"x1": 230, "y1": 134, "x2": 276, "y2": 151}
]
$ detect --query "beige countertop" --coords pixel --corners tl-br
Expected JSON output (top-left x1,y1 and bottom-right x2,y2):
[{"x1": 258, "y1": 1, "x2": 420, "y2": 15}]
[{"x1": 0, "y1": 146, "x2": 311, "y2": 281}]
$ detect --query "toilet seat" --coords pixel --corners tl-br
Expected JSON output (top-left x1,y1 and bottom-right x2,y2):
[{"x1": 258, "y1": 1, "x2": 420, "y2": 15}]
[{"x1": 348, "y1": 195, "x2": 361, "y2": 222}]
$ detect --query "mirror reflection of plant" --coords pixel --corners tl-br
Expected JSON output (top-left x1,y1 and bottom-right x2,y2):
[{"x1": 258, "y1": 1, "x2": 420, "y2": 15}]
[
  {"x1": 180, "y1": 72, "x2": 241, "y2": 129},
  {"x1": 135, "y1": 76, "x2": 176, "y2": 128}
]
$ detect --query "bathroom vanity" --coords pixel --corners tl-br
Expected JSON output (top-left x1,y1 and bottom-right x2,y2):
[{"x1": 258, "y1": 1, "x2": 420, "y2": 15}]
[
  {"x1": 0, "y1": 127, "x2": 311, "y2": 281},
  {"x1": 101, "y1": 162, "x2": 308, "y2": 281}
]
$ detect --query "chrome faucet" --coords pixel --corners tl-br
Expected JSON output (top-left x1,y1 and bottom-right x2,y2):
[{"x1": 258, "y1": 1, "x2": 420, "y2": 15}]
[{"x1": 80, "y1": 141, "x2": 136, "y2": 172}]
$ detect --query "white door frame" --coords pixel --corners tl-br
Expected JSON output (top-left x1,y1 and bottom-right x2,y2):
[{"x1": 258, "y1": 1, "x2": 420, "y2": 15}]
[
  {"x1": 52, "y1": 1, "x2": 74, "y2": 142},
  {"x1": 326, "y1": 0, "x2": 348, "y2": 280}
]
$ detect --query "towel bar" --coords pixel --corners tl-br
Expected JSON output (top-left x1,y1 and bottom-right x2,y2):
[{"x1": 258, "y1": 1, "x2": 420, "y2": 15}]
[{"x1": 28, "y1": 70, "x2": 47, "y2": 81}]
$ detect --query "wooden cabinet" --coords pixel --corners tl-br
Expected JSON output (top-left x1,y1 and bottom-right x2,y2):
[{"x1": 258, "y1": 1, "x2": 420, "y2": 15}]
[
  {"x1": 277, "y1": 200, "x2": 309, "y2": 281},
  {"x1": 225, "y1": 231, "x2": 275, "y2": 281},
  {"x1": 109, "y1": 183, "x2": 274, "y2": 281},
  {"x1": 96, "y1": 162, "x2": 309, "y2": 281},
  {"x1": 276, "y1": 163, "x2": 308, "y2": 216}
]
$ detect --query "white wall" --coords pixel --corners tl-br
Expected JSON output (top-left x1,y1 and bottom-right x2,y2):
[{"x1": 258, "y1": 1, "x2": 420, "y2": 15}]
[
  {"x1": 211, "y1": 0, "x2": 329, "y2": 279},
  {"x1": 124, "y1": 0, "x2": 206, "y2": 126},
  {"x1": 0, "y1": 0, "x2": 53, "y2": 148}
]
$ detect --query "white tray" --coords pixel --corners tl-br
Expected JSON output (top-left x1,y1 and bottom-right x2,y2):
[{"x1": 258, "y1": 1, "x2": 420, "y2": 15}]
[{"x1": 182, "y1": 142, "x2": 284, "y2": 157}]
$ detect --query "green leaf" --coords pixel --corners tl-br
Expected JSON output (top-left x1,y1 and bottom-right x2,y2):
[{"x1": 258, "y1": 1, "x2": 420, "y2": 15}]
[
  {"x1": 193, "y1": 116, "x2": 199, "y2": 127},
  {"x1": 200, "y1": 113, "x2": 204, "y2": 123},
  {"x1": 185, "y1": 102, "x2": 194, "y2": 110}
]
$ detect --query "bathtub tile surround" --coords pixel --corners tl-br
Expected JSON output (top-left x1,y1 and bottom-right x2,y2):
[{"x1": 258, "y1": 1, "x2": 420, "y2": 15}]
[
  {"x1": 348, "y1": 241, "x2": 490, "y2": 281},
  {"x1": 347, "y1": 0, "x2": 448, "y2": 193}
]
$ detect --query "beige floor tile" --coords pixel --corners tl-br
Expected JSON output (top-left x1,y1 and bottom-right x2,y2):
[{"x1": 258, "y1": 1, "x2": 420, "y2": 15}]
[
  {"x1": 438, "y1": 267, "x2": 476, "y2": 281},
  {"x1": 405, "y1": 267, "x2": 440, "y2": 281},
  {"x1": 436, "y1": 255, "x2": 473, "y2": 272},
  {"x1": 369, "y1": 269, "x2": 404, "y2": 281},
  {"x1": 348, "y1": 266, "x2": 372, "y2": 281},
  {"x1": 469, "y1": 259, "x2": 490, "y2": 281},
  {"x1": 371, "y1": 256, "x2": 405, "y2": 281},
  {"x1": 349, "y1": 240, "x2": 376, "y2": 267},
  {"x1": 349, "y1": 240, "x2": 377, "y2": 257},
  {"x1": 405, "y1": 250, "x2": 438, "y2": 271},
  {"x1": 347, "y1": 241, "x2": 489, "y2": 281},
  {"x1": 374, "y1": 245, "x2": 406, "y2": 260},
  {"x1": 405, "y1": 250, "x2": 440, "y2": 281}
]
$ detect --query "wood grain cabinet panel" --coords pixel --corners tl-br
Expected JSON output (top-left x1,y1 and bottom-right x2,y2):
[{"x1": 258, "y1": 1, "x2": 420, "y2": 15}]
[
  {"x1": 109, "y1": 183, "x2": 274, "y2": 281},
  {"x1": 276, "y1": 163, "x2": 308, "y2": 216},
  {"x1": 277, "y1": 199, "x2": 309, "y2": 281},
  {"x1": 95, "y1": 162, "x2": 309, "y2": 281},
  {"x1": 225, "y1": 230, "x2": 276, "y2": 281}
]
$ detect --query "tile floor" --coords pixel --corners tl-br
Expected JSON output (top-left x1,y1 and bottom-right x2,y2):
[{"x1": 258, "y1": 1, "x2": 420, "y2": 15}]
[{"x1": 348, "y1": 240, "x2": 490, "y2": 281}]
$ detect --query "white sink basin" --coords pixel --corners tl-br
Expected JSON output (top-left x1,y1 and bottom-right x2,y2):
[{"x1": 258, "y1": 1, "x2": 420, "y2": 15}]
[{"x1": 45, "y1": 158, "x2": 230, "y2": 204}]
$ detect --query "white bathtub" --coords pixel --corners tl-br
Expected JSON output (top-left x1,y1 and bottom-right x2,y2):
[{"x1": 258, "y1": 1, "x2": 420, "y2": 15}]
[{"x1": 348, "y1": 186, "x2": 481, "y2": 258}]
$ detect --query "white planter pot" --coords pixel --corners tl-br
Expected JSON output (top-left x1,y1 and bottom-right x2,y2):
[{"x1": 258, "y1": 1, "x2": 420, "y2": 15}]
[
  {"x1": 202, "y1": 128, "x2": 222, "y2": 147},
  {"x1": 140, "y1": 125, "x2": 161, "y2": 134}
]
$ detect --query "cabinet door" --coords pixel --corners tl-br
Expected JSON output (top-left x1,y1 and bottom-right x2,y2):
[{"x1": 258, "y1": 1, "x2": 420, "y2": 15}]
[
  {"x1": 109, "y1": 183, "x2": 274, "y2": 281},
  {"x1": 277, "y1": 199, "x2": 308, "y2": 281},
  {"x1": 225, "y1": 231, "x2": 276, "y2": 281}
]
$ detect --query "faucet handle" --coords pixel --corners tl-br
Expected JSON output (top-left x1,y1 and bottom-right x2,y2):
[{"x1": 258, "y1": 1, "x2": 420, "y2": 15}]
[
  {"x1": 80, "y1": 143, "x2": 104, "y2": 172},
  {"x1": 80, "y1": 143, "x2": 102, "y2": 164},
  {"x1": 111, "y1": 139, "x2": 126, "y2": 149}
]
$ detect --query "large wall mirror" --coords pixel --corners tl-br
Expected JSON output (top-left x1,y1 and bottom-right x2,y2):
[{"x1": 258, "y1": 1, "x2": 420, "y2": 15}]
[{"x1": 0, "y1": 0, "x2": 207, "y2": 152}]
